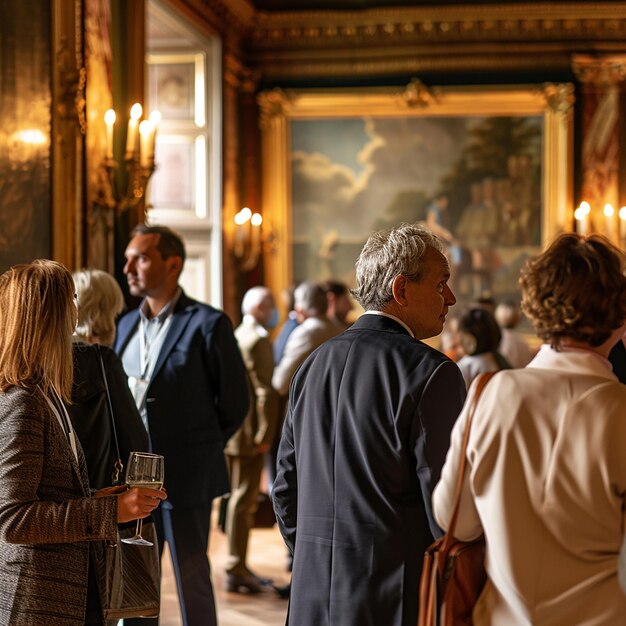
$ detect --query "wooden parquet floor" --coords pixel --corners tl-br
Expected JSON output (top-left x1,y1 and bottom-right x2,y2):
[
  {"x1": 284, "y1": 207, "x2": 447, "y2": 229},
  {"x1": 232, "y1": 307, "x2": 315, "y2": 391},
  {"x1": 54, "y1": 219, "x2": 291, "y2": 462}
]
[{"x1": 156, "y1": 523, "x2": 290, "y2": 626}]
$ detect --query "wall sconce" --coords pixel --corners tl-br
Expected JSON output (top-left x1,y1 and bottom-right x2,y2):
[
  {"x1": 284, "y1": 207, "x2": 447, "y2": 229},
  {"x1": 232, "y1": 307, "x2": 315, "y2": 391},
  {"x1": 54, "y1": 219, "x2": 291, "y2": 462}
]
[
  {"x1": 96, "y1": 103, "x2": 160, "y2": 220},
  {"x1": 233, "y1": 207, "x2": 271, "y2": 271}
]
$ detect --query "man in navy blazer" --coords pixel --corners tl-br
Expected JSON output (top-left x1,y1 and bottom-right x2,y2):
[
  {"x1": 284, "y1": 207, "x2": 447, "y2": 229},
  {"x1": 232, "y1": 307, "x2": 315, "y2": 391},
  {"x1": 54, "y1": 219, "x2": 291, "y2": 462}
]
[
  {"x1": 273, "y1": 223, "x2": 466, "y2": 625},
  {"x1": 115, "y1": 224, "x2": 248, "y2": 626}
]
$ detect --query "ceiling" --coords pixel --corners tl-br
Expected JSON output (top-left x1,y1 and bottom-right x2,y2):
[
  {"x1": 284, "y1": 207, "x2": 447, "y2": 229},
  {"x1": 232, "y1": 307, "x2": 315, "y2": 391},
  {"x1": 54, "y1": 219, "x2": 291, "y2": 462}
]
[{"x1": 251, "y1": 0, "x2": 618, "y2": 10}]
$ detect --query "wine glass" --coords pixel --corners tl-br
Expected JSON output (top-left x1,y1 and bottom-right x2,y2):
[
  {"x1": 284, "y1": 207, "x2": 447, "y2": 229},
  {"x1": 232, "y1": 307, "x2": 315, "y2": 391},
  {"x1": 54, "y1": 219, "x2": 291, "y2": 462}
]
[{"x1": 121, "y1": 451, "x2": 164, "y2": 546}]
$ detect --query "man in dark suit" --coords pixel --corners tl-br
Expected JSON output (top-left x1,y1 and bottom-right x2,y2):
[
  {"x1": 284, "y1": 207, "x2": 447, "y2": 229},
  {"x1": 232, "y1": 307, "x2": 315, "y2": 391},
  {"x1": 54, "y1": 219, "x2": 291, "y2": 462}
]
[
  {"x1": 115, "y1": 224, "x2": 248, "y2": 626},
  {"x1": 272, "y1": 223, "x2": 466, "y2": 626}
]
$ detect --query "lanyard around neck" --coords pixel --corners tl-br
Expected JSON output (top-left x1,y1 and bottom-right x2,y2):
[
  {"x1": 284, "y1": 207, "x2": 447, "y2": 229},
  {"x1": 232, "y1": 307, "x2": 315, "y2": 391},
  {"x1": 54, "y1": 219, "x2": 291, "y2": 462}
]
[{"x1": 139, "y1": 314, "x2": 172, "y2": 379}]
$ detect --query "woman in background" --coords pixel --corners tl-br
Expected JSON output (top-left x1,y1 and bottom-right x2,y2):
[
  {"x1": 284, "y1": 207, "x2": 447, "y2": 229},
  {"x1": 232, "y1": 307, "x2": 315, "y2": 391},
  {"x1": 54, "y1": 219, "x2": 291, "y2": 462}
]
[
  {"x1": 456, "y1": 307, "x2": 511, "y2": 388},
  {"x1": 68, "y1": 269, "x2": 148, "y2": 489},
  {"x1": 433, "y1": 233, "x2": 626, "y2": 625},
  {"x1": 0, "y1": 260, "x2": 165, "y2": 625}
]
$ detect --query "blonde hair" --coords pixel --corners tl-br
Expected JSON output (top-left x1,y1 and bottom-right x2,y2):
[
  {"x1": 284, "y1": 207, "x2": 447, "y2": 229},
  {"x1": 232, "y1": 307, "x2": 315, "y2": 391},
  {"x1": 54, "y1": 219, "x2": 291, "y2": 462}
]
[
  {"x1": 0, "y1": 260, "x2": 76, "y2": 402},
  {"x1": 73, "y1": 269, "x2": 124, "y2": 345}
]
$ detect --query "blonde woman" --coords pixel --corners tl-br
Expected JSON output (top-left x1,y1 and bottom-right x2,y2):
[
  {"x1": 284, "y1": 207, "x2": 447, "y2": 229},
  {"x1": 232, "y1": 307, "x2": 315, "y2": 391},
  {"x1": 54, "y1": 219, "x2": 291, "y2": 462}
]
[
  {"x1": 0, "y1": 260, "x2": 166, "y2": 625},
  {"x1": 69, "y1": 269, "x2": 148, "y2": 489}
]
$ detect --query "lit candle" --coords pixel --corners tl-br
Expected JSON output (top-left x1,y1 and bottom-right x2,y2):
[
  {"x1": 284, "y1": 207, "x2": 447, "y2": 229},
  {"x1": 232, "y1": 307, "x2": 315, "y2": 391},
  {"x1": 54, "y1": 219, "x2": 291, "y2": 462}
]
[
  {"x1": 104, "y1": 109, "x2": 116, "y2": 160},
  {"x1": 139, "y1": 120, "x2": 154, "y2": 168},
  {"x1": 604, "y1": 203, "x2": 615, "y2": 240},
  {"x1": 251, "y1": 212, "x2": 263, "y2": 259},
  {"x1": 125, "y1": 103, "x2": 143, "y2": 160},
  {"x1": 575, "y1": 201, "x2": 590, "y2": 235},
  {"x1": 619, "y1": 206, "x2": 626, "y2": 244},
  {"x1": 234, "y1": 209, "x2": 249, "y2": 258},
  {"x1": 148, "y1": 110, "x2": 161, "y2": 164}
]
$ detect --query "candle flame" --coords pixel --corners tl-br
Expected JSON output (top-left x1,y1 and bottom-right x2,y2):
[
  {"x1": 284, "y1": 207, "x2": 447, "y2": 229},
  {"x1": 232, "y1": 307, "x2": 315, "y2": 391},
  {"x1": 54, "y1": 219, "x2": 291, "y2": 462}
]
[
  {"x1": 130, "y1": 103, "x2": 143, "y2": 120},
  {"x1": 251, "y1": 213, "x2": 263, "y2": 226},
  {"x1": 139, "y1": 120, "x2": 153, "y2": 136},
  {"x1": 604, "y1": 203, "x2": 615, "y2": 217},
  {"x1": 149, "y1": 110, "x2": 162, "y2": 126},
  {"x1": 104, "y1": 109, "x2": 116, "y2": 126}
]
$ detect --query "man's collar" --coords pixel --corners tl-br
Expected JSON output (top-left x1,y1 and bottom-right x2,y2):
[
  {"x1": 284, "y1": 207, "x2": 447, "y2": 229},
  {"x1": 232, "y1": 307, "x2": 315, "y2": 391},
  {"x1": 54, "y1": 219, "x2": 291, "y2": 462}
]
[
  {"x1": 140, "y1": 287, "x2": 182, "y2": 322},
  {"x1": 362, "y1": 310, "x2": 415, "y2": 338}
]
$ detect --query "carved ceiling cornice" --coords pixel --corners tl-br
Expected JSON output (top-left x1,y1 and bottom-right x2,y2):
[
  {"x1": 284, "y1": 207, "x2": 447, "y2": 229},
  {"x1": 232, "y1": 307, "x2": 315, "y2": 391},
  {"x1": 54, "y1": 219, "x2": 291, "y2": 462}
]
[
  {"x1": 175, "y1": 1, "x2": 626, "y2": 79},
  {"x1": 248, "y1": 4, "x2": 626, "y2": 51}
]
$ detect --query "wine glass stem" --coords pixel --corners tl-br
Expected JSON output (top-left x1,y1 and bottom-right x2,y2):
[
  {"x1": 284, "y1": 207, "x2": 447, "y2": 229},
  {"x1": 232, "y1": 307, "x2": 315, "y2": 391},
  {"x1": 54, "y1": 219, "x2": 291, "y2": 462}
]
[{"x1": 135, "y1": 518, "x2": 143, "y2": 539}]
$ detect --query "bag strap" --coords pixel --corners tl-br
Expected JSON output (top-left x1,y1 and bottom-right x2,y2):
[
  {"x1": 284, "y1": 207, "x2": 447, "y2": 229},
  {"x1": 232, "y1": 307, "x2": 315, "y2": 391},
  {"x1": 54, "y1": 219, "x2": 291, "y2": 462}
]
[
  {"x1": 96, "y1": 344, "x2": 124, "y2": 485},
  {"x1": 443, "y1": 371, "x2": 496, "y2": 547}
]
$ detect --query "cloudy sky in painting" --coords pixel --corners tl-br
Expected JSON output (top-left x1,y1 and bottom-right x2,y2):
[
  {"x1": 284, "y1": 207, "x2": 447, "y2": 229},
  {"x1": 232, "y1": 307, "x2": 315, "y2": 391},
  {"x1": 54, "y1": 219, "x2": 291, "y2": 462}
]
[{"x1": 291, "y1": 116, "x2": 469, "y2": 241}]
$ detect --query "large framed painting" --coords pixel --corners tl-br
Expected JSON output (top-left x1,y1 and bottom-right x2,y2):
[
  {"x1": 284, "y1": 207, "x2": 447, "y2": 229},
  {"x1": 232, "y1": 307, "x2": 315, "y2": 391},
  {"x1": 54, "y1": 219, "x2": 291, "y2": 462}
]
[{"x1": 259, "y1": 84, "x2": 573, "y2": 315}]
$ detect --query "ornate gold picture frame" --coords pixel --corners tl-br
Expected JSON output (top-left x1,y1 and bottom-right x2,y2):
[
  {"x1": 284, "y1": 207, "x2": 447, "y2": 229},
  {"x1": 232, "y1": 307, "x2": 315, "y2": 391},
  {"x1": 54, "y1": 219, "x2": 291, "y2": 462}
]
[{"x1": 259, "y1": 83, "x2": 573, "y2": 310}]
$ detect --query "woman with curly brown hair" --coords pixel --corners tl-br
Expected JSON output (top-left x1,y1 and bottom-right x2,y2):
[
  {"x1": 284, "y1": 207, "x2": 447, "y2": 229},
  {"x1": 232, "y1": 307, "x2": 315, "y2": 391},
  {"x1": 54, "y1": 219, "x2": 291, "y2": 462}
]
[{"x1": 433, "y1": 233, "x2": 626, "y2": 625}]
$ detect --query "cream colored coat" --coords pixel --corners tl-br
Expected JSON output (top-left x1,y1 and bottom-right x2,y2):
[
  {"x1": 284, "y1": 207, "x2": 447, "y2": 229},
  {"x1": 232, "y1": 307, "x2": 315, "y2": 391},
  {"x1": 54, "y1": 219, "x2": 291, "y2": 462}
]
[{"x1": 433, "y1": 345, "x2": 626, "y2": 625}]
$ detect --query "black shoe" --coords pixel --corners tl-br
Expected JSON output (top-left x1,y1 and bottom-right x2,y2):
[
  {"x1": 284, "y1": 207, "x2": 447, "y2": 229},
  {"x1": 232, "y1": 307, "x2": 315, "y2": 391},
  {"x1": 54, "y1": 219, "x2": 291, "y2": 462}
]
[
  {"x1": 226, "y1": 573, "x2": 264, "y2": 594},
  {"x1": 273, "y1": 583, "x2": 291, "y2": 599}
]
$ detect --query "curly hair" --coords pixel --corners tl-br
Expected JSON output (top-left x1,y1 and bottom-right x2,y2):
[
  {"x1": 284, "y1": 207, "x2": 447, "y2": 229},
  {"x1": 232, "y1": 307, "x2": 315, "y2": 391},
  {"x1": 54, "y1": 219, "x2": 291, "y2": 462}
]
[{"x1": 520, "y1": 233, "x2": 626, "y2": 348}]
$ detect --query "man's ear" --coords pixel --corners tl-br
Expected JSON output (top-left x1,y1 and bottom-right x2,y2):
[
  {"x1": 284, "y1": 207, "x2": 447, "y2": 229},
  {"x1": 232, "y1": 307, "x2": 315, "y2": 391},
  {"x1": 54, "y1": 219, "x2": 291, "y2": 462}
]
[
  {"x1": 167, "y1": 255, "x2": 183, "y2": 278},
  {"x1": 391, "y1": 274, "x2": 409, "y2": 307}
]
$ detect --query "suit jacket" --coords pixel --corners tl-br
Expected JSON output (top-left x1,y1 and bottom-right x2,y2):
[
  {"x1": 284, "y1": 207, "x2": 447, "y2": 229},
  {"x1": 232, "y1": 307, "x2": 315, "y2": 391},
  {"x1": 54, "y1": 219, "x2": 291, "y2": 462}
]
[
  {"x1": 226, "y1": 317, "x2": 279, "y2": 456},
  {"x1": 115, "y1": 290, "x2": 249, "y2": 508},
  {"x1": 272, "y1": 314, "x2": 339, "y2": 396},
  {"x1": 69, "y1": 342, "x2": 149, "y2": 489},
  {"x1": 0, "y1": 386, "x2": 117, "y2": 625},
  {"x1": 434, "y1": 345, "x2": 626, "y2": 625},
  {"x1": 272, "y1": 314, "x2": 466, "y2": 626}
]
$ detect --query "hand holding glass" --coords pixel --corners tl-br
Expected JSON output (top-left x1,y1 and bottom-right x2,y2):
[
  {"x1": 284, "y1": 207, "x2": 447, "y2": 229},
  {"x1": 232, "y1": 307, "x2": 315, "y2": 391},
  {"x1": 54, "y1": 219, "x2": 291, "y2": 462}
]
[{"x1": 122, "y1": 452, "x2": 164, "y2": 546}]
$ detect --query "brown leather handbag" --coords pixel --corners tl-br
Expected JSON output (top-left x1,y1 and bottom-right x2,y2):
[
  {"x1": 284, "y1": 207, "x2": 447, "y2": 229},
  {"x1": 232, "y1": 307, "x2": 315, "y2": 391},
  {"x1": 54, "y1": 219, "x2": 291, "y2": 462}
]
[{"x1": 418, "y1": 372, "x2": 495, "y2": 626}]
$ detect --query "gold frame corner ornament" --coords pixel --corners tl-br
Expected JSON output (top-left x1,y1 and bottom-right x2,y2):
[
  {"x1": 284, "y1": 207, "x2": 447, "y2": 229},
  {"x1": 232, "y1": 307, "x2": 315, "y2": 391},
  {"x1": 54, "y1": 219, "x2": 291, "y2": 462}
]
[{"x1": 260, "y1": 85, "x2": 573, "y2": 302}]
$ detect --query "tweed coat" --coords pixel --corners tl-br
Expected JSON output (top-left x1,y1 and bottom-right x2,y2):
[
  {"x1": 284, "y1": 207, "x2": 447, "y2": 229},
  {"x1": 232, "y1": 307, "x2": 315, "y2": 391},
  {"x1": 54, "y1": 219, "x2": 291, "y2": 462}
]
[
  {"x1": 434, "y1": 346, "x2": 626, "y2": 625},
  {"x1": 0, "y1": 386, "x2": 117, "y2": 625},
  {"x1": 273, "y1": 314, "x2": 466, "y2": 626}
]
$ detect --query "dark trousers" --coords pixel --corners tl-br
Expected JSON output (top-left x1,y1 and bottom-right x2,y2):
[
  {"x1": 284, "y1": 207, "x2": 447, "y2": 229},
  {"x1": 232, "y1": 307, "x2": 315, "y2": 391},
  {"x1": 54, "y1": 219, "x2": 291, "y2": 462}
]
[{"x1": 125, "y1": 502, "x2": 217, "y2": 626}]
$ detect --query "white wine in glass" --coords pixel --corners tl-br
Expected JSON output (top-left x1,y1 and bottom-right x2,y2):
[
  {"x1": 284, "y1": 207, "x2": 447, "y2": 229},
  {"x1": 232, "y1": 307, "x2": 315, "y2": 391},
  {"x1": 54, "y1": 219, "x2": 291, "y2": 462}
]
[{"x1": 121, "y1": 451, "x2": 164, "y2": 546}]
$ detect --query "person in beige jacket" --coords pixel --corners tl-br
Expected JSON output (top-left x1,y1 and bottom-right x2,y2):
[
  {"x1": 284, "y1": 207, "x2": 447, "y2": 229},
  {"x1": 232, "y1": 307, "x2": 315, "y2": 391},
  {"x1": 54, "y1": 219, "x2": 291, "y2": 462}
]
[
  {"x1": 225, "y1": 286, "x2": 280, "y2": 593},
  {"x1": 433, "y1": 233, "x2": 626, "y2": 626}
]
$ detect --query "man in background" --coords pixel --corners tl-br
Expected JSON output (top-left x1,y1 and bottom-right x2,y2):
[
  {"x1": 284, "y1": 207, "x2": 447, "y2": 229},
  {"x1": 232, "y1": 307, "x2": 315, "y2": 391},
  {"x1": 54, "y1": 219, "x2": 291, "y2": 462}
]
[
  {"x1": 272, "y1": 280, "x2": 339, "y2": 398},
  {"x1": 225, "y1": 286, "x2": 279, "y2": 594},
  {"x1": 116, "y1": 224, "x2": 248, "y2": 626},
  {"x1": 273, "y1": 223, "x2": 466, "y2": 625},
  {"x1": 322, "y1": 279, "x2": 354, "y2": 331}
]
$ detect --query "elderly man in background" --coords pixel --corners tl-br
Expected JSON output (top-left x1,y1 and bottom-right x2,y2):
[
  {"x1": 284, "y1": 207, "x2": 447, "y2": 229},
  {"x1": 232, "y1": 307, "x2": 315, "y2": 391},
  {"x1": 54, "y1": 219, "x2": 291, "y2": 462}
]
[
  {"x1": 273, "y1": 223, "x2": 466, "y2": 626},
  {"x1": 225, "y1": 286, "x2": 280, "y2": 594},
  {"x1": 272, "y1": 280, "x2": 339, "y2": 397}
]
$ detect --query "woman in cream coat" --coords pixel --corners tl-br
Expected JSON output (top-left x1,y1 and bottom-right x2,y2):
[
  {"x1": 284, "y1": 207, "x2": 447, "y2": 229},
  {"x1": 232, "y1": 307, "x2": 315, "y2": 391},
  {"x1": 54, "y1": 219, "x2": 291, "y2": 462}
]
[
  {"x1": 0, "y1": 260, "x2": 165, "y2": 625},
  {"x1": 433, "y1": 233, "x2": 626, "y2": 625}
]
